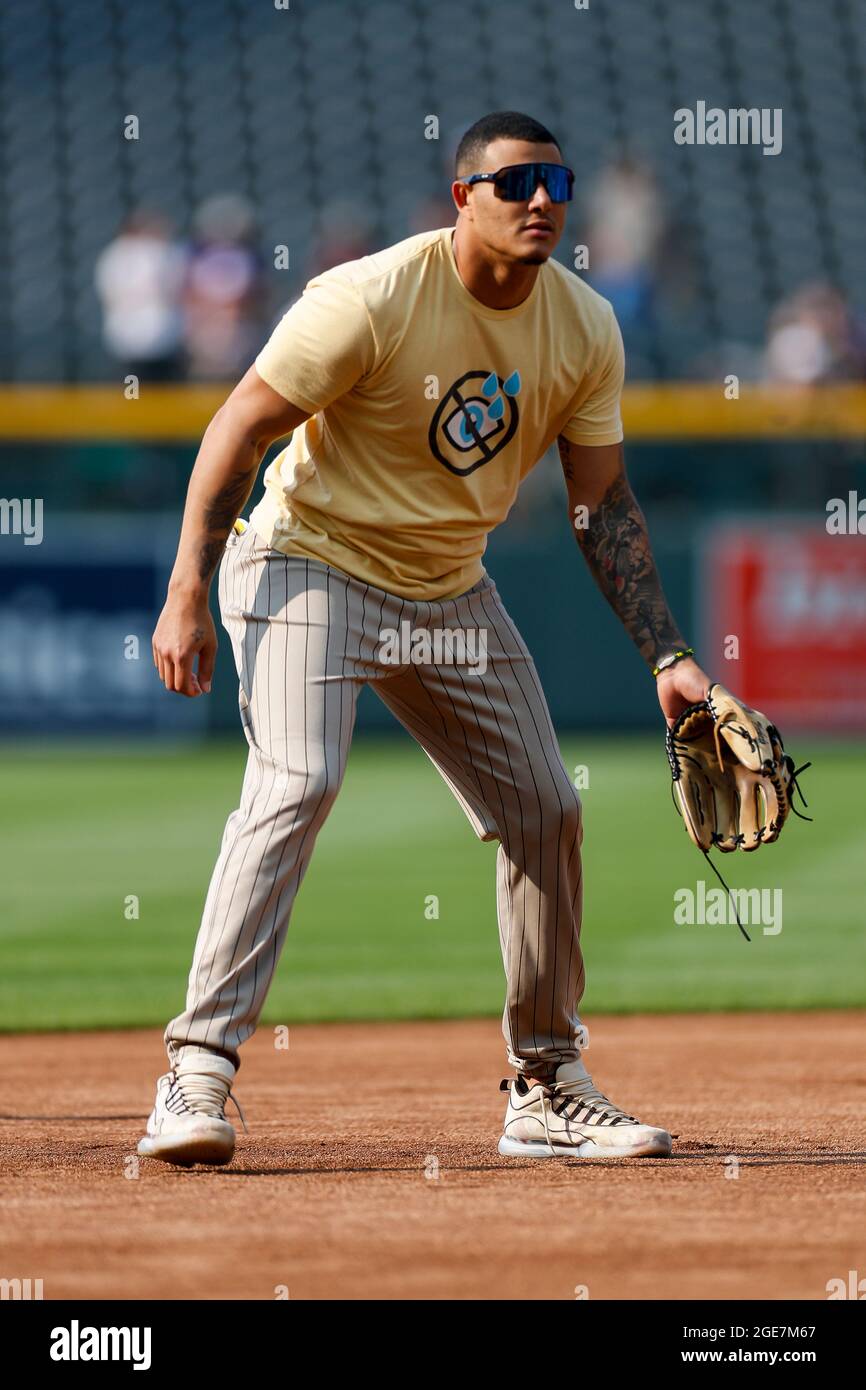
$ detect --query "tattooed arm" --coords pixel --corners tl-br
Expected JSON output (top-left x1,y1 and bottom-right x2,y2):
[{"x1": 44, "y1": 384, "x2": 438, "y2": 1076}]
[
  {"x1": 557, "y1": 436, "x2": 711, "y2": 723},
  {"x1": 152, "y1": 365, "x2": 309, "y2": 697}
]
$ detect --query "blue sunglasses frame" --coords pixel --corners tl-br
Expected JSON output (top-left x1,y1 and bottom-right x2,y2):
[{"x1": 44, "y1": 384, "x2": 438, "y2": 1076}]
[{"x1": 460, "y1": 161, "x2": 574, "y2": 203}]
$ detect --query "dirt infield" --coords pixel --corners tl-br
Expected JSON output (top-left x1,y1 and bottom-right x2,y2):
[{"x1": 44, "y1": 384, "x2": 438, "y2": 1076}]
[{"x1": 1, "y1": 1012, "x2": 864, "y2": 1301}]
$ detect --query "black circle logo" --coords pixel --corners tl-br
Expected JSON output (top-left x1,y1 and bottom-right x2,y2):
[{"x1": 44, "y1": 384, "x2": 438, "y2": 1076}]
[{"x1": 428, "y1": 369, "x2": 521, "y2": 476}]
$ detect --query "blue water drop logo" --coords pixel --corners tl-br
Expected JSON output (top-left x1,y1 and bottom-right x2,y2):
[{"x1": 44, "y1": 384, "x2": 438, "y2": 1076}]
[{"x1": 503, "y1": 370, "x2": 521, "y2": 397}]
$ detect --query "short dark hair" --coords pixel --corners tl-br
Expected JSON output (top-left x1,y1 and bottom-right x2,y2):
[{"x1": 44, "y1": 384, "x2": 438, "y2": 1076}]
[{"x1": 455, "y1": 111, "x2": 562, "y2": 176}]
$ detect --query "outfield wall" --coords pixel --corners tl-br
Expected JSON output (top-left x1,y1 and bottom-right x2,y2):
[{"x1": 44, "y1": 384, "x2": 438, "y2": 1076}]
[{"x1": 1, "y1": 385, "x2": 863, "y2": 735}]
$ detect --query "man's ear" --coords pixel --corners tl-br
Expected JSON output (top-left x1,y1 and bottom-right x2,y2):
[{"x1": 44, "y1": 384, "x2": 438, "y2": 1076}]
[{"x1": 451, "y1": 180, "x2": 471, "y2": 214}]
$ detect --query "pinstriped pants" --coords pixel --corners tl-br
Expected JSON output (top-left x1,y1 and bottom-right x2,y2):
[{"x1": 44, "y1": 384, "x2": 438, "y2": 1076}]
[{"x1": 165, "y1": 525, "x2": 585, "y2": 1079}]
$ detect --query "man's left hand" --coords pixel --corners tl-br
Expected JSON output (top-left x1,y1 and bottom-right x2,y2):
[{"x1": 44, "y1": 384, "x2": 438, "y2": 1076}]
[{"x1": 655, "y1": 657, "x2": 712, "y2": 727}]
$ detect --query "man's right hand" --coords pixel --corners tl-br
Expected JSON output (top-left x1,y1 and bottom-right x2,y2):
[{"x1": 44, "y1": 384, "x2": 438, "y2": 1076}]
[{"x1": 152, "y1": 592, "x2": 218, "y2": 697}]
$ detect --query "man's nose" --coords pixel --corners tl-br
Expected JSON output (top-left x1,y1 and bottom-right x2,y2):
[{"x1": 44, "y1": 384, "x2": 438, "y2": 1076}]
[{"x1": 528, "y1": 182, "x2": 553, "y2": 211}]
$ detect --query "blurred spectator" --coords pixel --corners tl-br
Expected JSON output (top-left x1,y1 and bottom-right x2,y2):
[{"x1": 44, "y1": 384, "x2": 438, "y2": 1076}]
[
  {"x1": 583, "y1": 155, "x2": 664, "y2": 336},
  {"x1": 408, "y1": 121, "x2": 476, "y2": 237},
  {"x1": 183, "y1": 194, "x2": 268, "y2": 379},
  {"x1": 94, "y1": 211, "x2": 187, "y2": 381},
  {"x1": 307, "y1": 197, "x2": 377, "y2": 277},
  {"x1": 763, "y1": 282, "x2": 866, "y2": 383}
]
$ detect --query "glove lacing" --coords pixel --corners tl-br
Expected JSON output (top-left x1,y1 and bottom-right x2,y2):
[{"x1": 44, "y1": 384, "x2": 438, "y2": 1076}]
[{"x1": 786, "y1": 761, "x2": 813, "y2": 819}]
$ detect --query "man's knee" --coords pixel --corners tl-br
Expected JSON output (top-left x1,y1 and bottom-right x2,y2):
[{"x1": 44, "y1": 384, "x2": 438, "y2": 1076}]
[
  {"x1": 527, "y1": 781, "x2": 582, "y2": 847},
  {"x1": 508, "y1": 789, "x2": 583, "y2": 850},
  {"x1": 267, "y1": 754, "x2": 344, "y2": 823}
]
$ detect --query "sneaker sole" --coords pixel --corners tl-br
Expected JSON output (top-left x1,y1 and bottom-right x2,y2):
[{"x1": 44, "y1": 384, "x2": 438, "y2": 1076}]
[
  {"x1": 498, "y1": 1132, "x2": 672, "y2": 1159},
  {"x1": 137, "y1": 1129, "x2": 235, "y2": 1167}
]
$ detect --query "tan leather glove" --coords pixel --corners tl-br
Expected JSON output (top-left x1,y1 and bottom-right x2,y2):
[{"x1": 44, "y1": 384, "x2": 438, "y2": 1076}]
[{"x1": 666, "y1": 682, "x2": 805, "y2": 853}]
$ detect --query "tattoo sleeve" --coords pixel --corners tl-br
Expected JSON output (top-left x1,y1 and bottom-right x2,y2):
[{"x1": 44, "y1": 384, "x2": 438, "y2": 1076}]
[
  {"x1": 567, "y1": 463, "x2": 685, "y2": 668},
  {"x1": 196, "y1": 464, "x2": 258, "y2": 583}
]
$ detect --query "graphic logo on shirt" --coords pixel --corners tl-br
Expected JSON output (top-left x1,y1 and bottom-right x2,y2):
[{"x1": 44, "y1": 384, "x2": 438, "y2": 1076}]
[{"x1": 428, "y1": 369, "x2": 521, "y2": 476}]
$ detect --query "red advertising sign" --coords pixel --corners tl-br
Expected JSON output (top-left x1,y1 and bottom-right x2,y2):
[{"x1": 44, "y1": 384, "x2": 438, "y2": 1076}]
[{"x1": 703, "y1": 522, "x2": 866, "y2": 729}]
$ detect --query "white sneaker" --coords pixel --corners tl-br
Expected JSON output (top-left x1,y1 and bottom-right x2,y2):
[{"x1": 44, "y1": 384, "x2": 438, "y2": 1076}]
[
  {"x1": 138, "y1": 1047, "x2": 246, "y2": 1167},
  {"x1": 498, "y1": 1057, "x2": 672, "y2": 1159}
]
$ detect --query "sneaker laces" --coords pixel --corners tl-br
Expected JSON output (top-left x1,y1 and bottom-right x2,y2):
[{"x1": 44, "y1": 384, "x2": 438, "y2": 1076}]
[
  {"x1": 170, "y1": 1070, "x2": 249, "y2": 1134},
  {"x1": 547, "y1": 1073, "x2": 639, "y2": 1129}
]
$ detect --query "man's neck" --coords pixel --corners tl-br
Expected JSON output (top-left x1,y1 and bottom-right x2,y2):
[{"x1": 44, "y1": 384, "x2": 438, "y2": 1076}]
[{"x1": 451, "y1": 224, "x2": 540, "y2": 311}]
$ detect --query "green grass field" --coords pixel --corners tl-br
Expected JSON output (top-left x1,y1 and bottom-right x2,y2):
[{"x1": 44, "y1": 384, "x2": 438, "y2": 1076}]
[{"x1": 1, "y1": 733, "x2": 863, "y2": 1033}]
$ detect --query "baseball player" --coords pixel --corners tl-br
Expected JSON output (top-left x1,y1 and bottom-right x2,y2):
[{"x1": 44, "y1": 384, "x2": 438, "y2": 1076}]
[{"x1": 141, "y1": 110, "x2": 712, "y2": 1167}]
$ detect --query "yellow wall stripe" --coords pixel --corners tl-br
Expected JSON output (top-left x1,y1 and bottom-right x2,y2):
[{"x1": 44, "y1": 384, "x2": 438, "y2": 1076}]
[{"x1": 0, "y1": 383, "x2": 864, "y2": 442}]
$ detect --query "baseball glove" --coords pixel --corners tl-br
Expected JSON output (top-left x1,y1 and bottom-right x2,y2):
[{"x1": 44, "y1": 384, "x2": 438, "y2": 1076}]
[{"x1": 666, "y1": 682, "x2": 809, "y2": 856}]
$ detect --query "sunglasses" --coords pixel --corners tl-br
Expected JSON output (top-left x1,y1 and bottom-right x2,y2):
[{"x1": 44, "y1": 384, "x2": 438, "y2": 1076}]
[{"x1": 460, "y1": 161, "x2": 574, "y2": 203}]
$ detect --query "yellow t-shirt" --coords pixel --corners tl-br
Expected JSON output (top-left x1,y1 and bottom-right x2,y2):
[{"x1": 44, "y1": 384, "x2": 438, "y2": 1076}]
[{"x1": 249, "y1": 226, "x2": 624, "y2": 600}]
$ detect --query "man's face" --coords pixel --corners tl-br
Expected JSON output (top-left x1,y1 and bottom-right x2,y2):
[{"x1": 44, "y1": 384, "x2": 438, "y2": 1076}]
[{"x1": 453, "y1": 138, "x2": 568, "y2": 265}]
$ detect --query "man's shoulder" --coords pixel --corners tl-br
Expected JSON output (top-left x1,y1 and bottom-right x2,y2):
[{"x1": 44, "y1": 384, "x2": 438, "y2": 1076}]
[
  {"x1": 544, "y1": 255, "x2": 617, "y2": 329},
  {"x1": 316, "y1": 228, "x2": 449, "y2": 296}
]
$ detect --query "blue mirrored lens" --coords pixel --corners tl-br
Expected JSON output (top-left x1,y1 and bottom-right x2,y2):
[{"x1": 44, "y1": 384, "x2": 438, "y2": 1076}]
[{"x1": 499, "y1": 163, "x2": 573, "y2": 202}]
